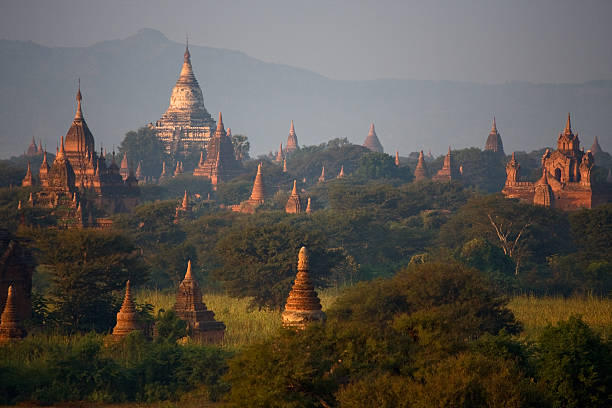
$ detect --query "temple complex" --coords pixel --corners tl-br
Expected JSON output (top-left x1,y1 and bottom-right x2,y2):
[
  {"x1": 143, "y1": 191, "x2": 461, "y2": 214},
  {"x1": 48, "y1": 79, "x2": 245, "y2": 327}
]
[
  {"x1": 152, "y1": 43, "x2": 216, "y2": 156},
  {"x1": 282, "y1": 247, "x2": 326, "y2": 329},
  {"x1": 174, "y1": 260, "x2": 225, "y2": 343},
  {"x1": 192, "y1": 112, "x2": 242, "y2": 188},
  {"x1": 285, "y1": 180, "x2": 302, "y2": 214},
  {"x1": 0, "y1": 229, "x2": 33, "y2": 322},
  {"x1": 112, "y1": 280, "x2": 141, "y2": 339},
  {"x1": 502, "y1": 114, "x2": 610, "y2": 210},
  {"x1": 414, "y1": 150, "x2": 428, "y2": 181},
  {"x1": 285, "y1": 120, "x2": 299, "y2": 154},
  {"x1": 0, "y1": 286, "x2": 26, "y2": 342},
  {"x1": 432, "y1": 147, "x2": 460, "y2": 182},
  {"x1": 363, "y1": 123, "x2": 384, "y2": 153},
  {"x1": 25, "y1": 87, "x2": 139, "y2": 227},
  {"x1": 484, "y1": 117, "x2": 504, "y2": 154}
]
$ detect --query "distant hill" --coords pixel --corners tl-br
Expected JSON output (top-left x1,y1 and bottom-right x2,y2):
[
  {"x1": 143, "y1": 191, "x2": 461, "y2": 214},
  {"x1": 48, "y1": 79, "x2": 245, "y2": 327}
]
[{"x1": 1, "y1": 28, "x2": 611, "y2": 159}]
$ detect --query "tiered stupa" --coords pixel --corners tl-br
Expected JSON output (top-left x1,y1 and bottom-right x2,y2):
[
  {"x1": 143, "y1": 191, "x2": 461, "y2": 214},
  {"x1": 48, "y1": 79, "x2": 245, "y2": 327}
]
[
  {"x1": 153, "y1": 43, "x2": 215, "y2": 156},
  {"x1": 414, "y1": 150, "x2": 428, "y2": 181},
  {"x1": 0, "y1": 286, "x2": 26, "y2": 342},
  {"x1": 285, "y1": 120, "x2": 299, "y2": 154},
  {"x1": 432, "y1": 147, "x2": 460, "y2": 182},
  {"x1": 363, "y1": 123, "x2": 384, "y2": 153},
  {"x1": 22, "y1": 162, "x2": 35, "y2": 187},
  {"x1": 112, "y1": 280, "x2": 141, "y2": 339},
  {"x1": 282, "y1": 247, "x2": 326, "y2": 329},
  {"x1": 192, "y1": 112, "x2": 241, "y2": 188},
  {"x1": 248, "y1": 163, "x2": 266, "y2": 205},
  {"x1": 484, "y1": 117, "x2": 504, "y2": 154},
  {"x1": 285, "y1": 180, "x2": 302, "y2": 214},
  {"x1": 174, "y1": 260, "x2": 225, "y2": 343},
  {"x1": 283, "y1": 158, "x2": 287, "y2": 173}
]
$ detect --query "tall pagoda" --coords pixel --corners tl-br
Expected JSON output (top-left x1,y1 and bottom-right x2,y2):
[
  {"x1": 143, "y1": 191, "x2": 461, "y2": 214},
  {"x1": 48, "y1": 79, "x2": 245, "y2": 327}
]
[
  {"x1": 285, "y1": 120, "x2": 299, "y2": 154},
  {"x1": 484, "y1": 117, "x2": 504, "y2": 154},
  {"x1": 152, "y1": 42, "x2": 215, "y2": 156}
]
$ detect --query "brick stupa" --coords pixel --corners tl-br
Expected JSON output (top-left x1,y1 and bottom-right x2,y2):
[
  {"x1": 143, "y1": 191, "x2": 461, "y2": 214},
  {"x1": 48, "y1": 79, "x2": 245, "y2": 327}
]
[
  {"x1": 363, "y1": 123, "x2": 384, "y2": 153},
  {"x1": 174, "y1": 260, "x2": 225, "y2": 343},
  {"x1": 285, "y1": 120, "x2": 299, "y2": 154},
  {"x1": 285, "y1": 180, "x2": 302, "y2": 214},
  {"x1": 112, "y1": 280, "x2": 141, "y2": 339},
  {"x1": 0, "y1": 286, "x2": 26, "y2": 342},
  {"x1": 282, "y1": 247, "x2": 326, "y2": 329},
  {"x1": 432, "y1": 147, "x2": 460, "y2": 182},
  {"x1": 414, "y1": 150, "x2": 428, "y2": 181}
]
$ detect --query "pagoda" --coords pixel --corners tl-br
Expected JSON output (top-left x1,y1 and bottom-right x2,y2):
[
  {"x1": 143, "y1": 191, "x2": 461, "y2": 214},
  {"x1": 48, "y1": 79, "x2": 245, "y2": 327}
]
[
  {"x1": 174, "y1": 260, "x2": 225, "y2": 343},
  {"x1": 153, "y1": 42, "x2": 215, "y2": 156},
  {"x1": 413, "y1": 150, "x2": 428, "y2": 181},
  {"x1": 22, "y1": 162, "x2": 35, "y2": 187},
  {"x1": 484, "y1": 117, "x2": 504, "y2": 154},
  {"x1": 0, "y1": 229, "x2": 34, "y2": 322},
  {"x1": 25, "y1": 136, "x2": 39, "y2": 157},
  {"x1": 0, "y1": 286, "x2": 26, "y2": 342},
  {"x1": 192, "y1": 112, "x2": 241, "y2": 188},
  {"x1": 285, "y1": 120, "x2": 299, "y2": 154},
  {"x1": 285, "y1": 180, "x2": 302, "y2": 214},
  {"x1": 432, "y1": 147, "x2": 460, "y2": 182},
  {"x1": 282, "y1": 247, "x2": 326, "y2": 329},
  {"x1": 112, "y1": 280, "x2": 141, "y2": 339},
  {"x1": 318, "y1": 165, "x2": 326, "y2": 183},
  {"x1": 337, "y1": 165, "x2": 345, "y2": 179},
  {"x1": 305, "y1": 197, "x2": 312, "y2": 214},
  {"x1": 363, "y1": 123, "x2": 384, "y2": 153}
]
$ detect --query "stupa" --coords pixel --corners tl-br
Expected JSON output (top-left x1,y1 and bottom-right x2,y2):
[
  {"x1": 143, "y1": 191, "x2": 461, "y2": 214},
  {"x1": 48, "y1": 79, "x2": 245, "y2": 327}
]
[
  {"x1": 285, "y1": 180, "x2": 302, "y2": 214},
  {"x1": 22, "y1": 162, "x2": 35, "y2": 187},
  {"x1": 0, "y1": 286, "x2": 26, "y2": 342},
  {"x1": 395, "y1": 151, "x2": 400, "y2": 166},
  {"x1": 413, "y1": 150, "x2": 428, "y2": 181},
  {"x1": 276, "y1": 142, "x2": 284, "y2": 163},
  {"x1": 432, "y1": 147, "x2": 460, "y2": 182},
  {"x1": 337, "y1": 165, "x2": 345, "y2": 179},
  {"x1": 318, "y1": 165, "x2": 326, "y2": 183},
  {"x1": 153, "y1": 42, "x2": 216, "y2": 156},
  {"x1": 282, "y1": 247, "x2": 326, "y2": 329},
  {"x1": 484, "y1": 117, "x2": 504, "y2": 154},
  {"x1": 305, "y1": 197, "x2": 312, "y2": 214},
  {"x1": 285, "y1": 120, "x2": 299, "y2": 154},
  {"x1": 363, "y1": 123, "x2": 384, "y2": 153},
  {"x1": 112, "y1": 280, "x2": 141, "y2": 339},
  {"x1": 174, "y1": 260, "x2": 225, "y2": 343}
]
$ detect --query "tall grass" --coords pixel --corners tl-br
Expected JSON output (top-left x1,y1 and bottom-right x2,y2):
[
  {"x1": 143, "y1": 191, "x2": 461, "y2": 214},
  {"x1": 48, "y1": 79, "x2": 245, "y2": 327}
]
[
  {"x1": 509, "y1": 294, "x2": 612, "y2": 340},
  {"x1": 136, "y1": 288, "x2": 612, "y2": 348}
]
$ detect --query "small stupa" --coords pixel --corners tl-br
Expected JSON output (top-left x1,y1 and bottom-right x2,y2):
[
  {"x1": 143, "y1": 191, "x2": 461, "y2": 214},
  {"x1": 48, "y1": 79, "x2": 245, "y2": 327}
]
[
  {"x1": 0, "y1": 286, "x2": 26, "y2": 342},
  {"x1": 283, "y1": 158, "x2": 287, "y2": 173},
  {"x1": 414, "y1": 150, "x2": 428, "y2": 181},
  {"x1": 112, "y1": 280, "x2": 141, "y2": 339},
  {"x1": 120, "y1": 153, "x2": 130, "y2": 181},
  {"x1": 174, "y1": 260, "x2": 225, "y2": 343},
  {"x1": 432, "y1": 147, "x2": 460, "y2": 182},
  {"x1": 337, "y1": 165, "x2": 345, "y2": 179},
  {"x1": 276, "y1": 142, "x2": 284, "y2": 163},
  {"x1": 318, "y1": 165, "x2": 326, "y2": 183},
  {"x1": 285, "y1": 180, "x2": 302, "y2": 214},
  {"x1": 159, "y1": 161, "x2": 170, "y2": 182},
  {"x1": 22, "y1": 162, "x2": 35, "y2": 187},
  {"x1": 395, "y1": 151, "x2": 400, "y2": 166},
  {"x1": 285, "y1": 120, "x2": 299, "y2": 154},
  {"x1": 305, "y1": 197, "x2": 312, "y2": 214},
  {"x1": 248, "y1": 163, "x2": 266, "y2": 205},
  {"x1": 533, "y1": 168, "x2": 553, "y2": 207},
  {"x1": 282, "y1": 247, "x2": 326, "y2": 329}
]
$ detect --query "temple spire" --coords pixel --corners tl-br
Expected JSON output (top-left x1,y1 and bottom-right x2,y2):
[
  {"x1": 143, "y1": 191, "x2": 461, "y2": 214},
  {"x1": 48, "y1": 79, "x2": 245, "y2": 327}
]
[
  {"x1": 217, "y1": 112, "x2": 224, "y2": 132},
  {"x1": 185, "y1": 259, "x2": 193, "y2": 280},
  {"x1": 491, "y1": 116, "x2": 497, "y2": 133},
  {"x1": 184, "y1": 35, "x2": 191, "y2": 62},
  {"x1": 305, "y1": 197, "x2": 312, "y2": 214},
  {"x1": 75, "y1": 79, "x2": 83, "y2": 120},
  {"x1": 395, "y1": 151, "x2": 400, "y2": 166},
  {"x1": 564, "y1": 112, "x2": 572, "y2": 134}
]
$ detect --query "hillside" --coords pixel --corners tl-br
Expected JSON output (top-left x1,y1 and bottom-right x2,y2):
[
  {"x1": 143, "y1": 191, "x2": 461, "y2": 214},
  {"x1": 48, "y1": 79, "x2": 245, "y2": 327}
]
[{"x1": 1, "y1": 28, "x2": 611, "y2": 158}]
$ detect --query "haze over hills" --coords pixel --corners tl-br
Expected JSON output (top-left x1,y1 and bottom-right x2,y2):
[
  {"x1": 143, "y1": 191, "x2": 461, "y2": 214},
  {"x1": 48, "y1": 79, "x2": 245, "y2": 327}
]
[{"x1": 1, "y1": 28, "x2": 611, "y2": 159}]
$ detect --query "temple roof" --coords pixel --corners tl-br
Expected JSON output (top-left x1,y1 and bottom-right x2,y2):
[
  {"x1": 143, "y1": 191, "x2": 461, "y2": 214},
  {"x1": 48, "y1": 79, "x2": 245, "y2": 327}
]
[{"x1": 64, "y1": 85, "x2": 95, "y2": 157}]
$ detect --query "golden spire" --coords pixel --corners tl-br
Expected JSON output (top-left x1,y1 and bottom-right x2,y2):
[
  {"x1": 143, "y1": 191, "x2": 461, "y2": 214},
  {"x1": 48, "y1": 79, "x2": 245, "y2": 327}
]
[
  {"x1": 338, "y1": 165, "x2": 345, "y2": 178},
  {"x1": 276, "y1": 142, "x2": 283, "y2": 162},
  {"x1": 291, "y1": 179, "x2": 298, "y2": 195},
  {"x1": 184, "y1": 259, "x2": 193, "y2": 280},
  {"x1": 298, "y1": 246, "x2": 309, "y2": 270},
  {"x1": 75, "y1": 79, "x2": 83, "y2": 120},
  {"x1": 249, "y1": 163, "x2": 265, "y2": 202},
  {"x1": 290, "y1": 120, "x2": 295, "y2": 135},
  {"x1": 491, "y1": 116, "x2": 497, "y2": 133},
  {"x1": 305, "y1": 197, "x2": 312, "y2": 214},
  {"x1": 182, "y1": 190, "x2": 189, "y2": 209}
]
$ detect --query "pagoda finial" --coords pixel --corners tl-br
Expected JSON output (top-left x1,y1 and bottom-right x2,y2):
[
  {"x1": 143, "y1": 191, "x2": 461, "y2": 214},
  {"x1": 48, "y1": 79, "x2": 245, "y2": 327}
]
[
  {"x1": 298, "y1": 246, "x2": 309, "y2": 270},
  {"x1": 75, "y1": 79, "x2": 83, "y2": 119},
  {"x1": 395, "y1": 151, "x2": 400, "y2": 166},
  {"x1": 290, "y1": 120, "x2": 295, "y2": 135},
  {"x1": 491, "y1": 116, "x2": 497, "y2": 132},
  {"x1": 369, "y1": 123, "x2": 375, "y2": 135},
  {"x1": 185, "y1": 259, "x2": 193, "y2": 280},
  {"x1": 257, "y1": 162, "x2": 262, "y2": 175},
  {"x1": 564, "y1": 112, "x2": 572, "y2": 134},
  {"x1": 217, "y1": 112, "x2": 224, "y2": 131},
  {"x1": 291, "y1": 179, "x2": 298, "y2": 195},
  {"x1": 57, "y1": 135, "x2": 66, "y2": 158},
  {"x1": 184, "y1": 35, "x2": 191, "y2": 61}
]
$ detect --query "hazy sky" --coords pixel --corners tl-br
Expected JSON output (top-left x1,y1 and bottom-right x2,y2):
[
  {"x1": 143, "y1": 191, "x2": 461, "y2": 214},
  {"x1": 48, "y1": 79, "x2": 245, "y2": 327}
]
[{"x1": 1, "y1": 0, "x2": 612, "y2": 83}]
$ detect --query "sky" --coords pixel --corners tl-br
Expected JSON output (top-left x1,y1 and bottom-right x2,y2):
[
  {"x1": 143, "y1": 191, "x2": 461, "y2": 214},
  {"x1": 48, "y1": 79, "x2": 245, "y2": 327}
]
[{"x1": 1, "y1": 0, "x2": 611, "y2": 84}]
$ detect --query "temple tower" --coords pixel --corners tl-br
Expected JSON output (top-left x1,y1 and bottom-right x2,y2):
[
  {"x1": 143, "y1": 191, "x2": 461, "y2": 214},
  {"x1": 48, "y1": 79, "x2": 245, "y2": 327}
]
[
  {"x1": 22, "y1": 162, "x2": 35, "y2": 187},
  {"x1": 484, "y1": 116, "x2": 504, "y2": 154},
  {"x1": 414, "y1": 150, "x2": 428, "y2": 181},
  {"x1": 285, "y1": 180, "x2": 302, "y2": 214},
  {"x1": 432, "y1": 147, "x2": 460, "y2": 182},
  {"x1": 275, "y1": 142, "x2": 284, "y2": 163},
  {"x1": 174, "y1": 260, "x2": 225, "y2": 343},
  {"x1": 112, "y1": 280, "x2": 141, "y2": 339},
  {"x1": 363, "y1": 123, "x2": 384, "y2": 153},
  {"x1": 505, "y1": 152, "x2": 521, "y2": 183},
  {"x1": 119, "y1": 153, "x2": 129, "y2": 181},
  {"x1": 533, "y1": 169, "x2": 553, "y2": 207},
  {"x1": 247, "y1": 163, "x2": 266, "y2": 206},
  {"x1": 0, "y1": 286, "x2": 26, "y2": 342},
  {"x1": 282, "y1": 247, "x2": 326, "y2": 329},
  {"x1": 153, "y1": 42, "x2": 215, "y2": 156},
  {"x1": 286, "y1": 120, "x2": 299, "y2": 154}
]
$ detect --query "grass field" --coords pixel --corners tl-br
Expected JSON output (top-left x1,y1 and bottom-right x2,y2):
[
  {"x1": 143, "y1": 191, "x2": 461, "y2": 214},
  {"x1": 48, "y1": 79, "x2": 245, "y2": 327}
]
[{"x1": 135, "y1": 288, "x2": 612, "y2": 349}]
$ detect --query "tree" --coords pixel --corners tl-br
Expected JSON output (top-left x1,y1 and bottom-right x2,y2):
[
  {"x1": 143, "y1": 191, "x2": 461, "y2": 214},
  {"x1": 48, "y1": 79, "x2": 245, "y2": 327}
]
[
  {"x1": 231, "y1": 133, "x2": 250, "y2": 161},
  {"x1": 32, "y1": 229, "x2": 149, "y2": 332},
  {"x1": 536, "y1": 317, "x2": 612, "y2": 408},
  {"x1": 118, "y1": 126, "x2": 167, "y2": 179}
]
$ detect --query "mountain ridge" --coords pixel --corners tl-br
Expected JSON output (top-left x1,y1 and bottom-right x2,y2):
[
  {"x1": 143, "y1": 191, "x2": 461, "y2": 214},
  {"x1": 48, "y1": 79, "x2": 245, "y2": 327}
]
[{"x1": 1, "y1": 28, "x2": 610, "y2": 158}]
